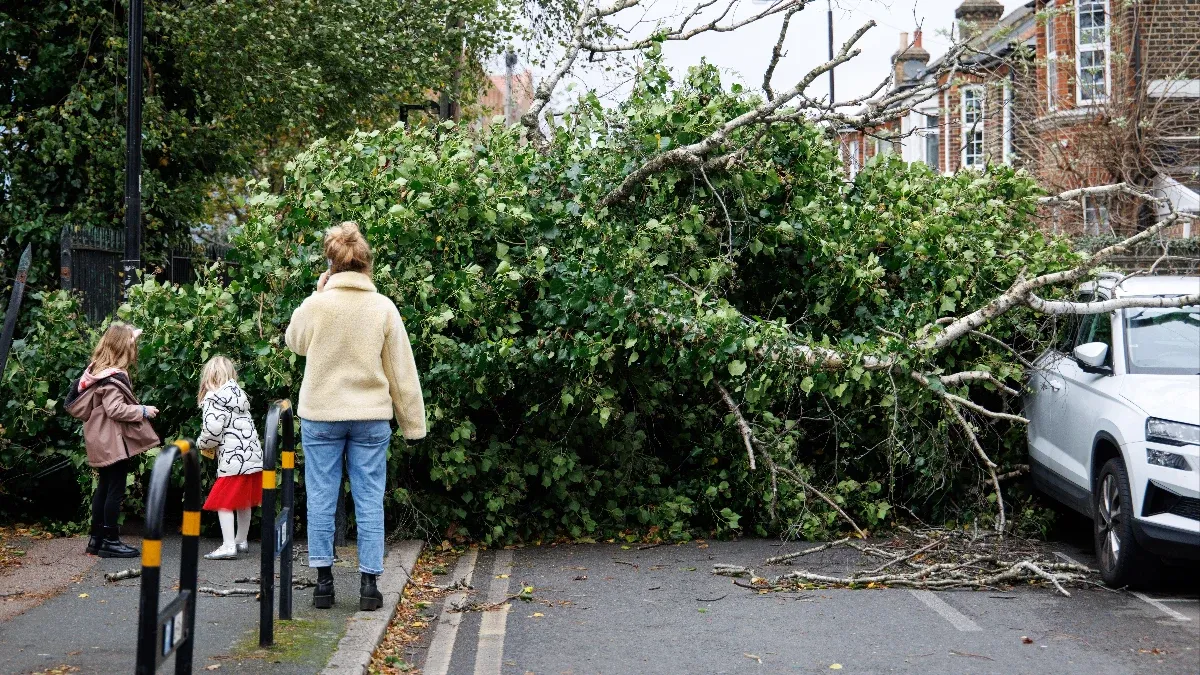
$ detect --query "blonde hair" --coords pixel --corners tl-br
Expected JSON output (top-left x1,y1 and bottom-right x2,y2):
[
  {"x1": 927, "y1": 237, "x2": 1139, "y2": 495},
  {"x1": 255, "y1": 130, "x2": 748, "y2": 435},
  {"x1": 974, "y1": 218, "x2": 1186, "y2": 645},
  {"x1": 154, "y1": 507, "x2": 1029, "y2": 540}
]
[
  {"x1": 90, "y1": 322, "x2": 140, "y2": 374},
  {"x1": 324, "y1": 221, "x2": 373, "y2": 276},
  {"x1": 197, "y1": 355, "x2": 238, "y2": 405}
]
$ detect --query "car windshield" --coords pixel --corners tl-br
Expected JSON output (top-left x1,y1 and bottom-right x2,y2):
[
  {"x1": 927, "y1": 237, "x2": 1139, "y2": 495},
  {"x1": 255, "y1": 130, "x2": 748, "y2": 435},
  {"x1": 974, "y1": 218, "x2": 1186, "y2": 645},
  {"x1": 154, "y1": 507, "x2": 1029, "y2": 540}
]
[{"x1": 1123, "y1": 302, "x2": 1200, "y2": 375}]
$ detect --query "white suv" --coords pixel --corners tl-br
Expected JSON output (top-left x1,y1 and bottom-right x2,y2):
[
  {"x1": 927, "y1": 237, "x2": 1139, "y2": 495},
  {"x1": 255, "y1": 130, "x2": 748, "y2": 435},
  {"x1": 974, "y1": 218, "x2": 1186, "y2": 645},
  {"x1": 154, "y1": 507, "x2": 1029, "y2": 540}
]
[{"x1": 1025, "y1": 274, "x2": 1200, "y2": 586}]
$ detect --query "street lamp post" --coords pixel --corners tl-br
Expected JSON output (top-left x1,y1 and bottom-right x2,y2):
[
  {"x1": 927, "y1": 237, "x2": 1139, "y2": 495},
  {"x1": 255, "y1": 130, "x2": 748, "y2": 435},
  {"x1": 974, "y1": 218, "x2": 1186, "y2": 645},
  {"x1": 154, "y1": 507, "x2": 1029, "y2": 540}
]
[{"x1": 123, "y1": 0, "x2": 144, "y2": 296}]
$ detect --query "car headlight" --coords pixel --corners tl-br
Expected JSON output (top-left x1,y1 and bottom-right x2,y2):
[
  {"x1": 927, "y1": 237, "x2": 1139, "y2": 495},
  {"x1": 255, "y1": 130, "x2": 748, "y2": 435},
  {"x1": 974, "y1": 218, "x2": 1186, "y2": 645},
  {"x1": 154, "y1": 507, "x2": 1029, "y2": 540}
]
[
  {"x1": 1146, "y1": 417, "x2": 1200, "y2": 447},
  {"x1": 1146, "y1": 448, "x2": 1192, "y2": 471}
]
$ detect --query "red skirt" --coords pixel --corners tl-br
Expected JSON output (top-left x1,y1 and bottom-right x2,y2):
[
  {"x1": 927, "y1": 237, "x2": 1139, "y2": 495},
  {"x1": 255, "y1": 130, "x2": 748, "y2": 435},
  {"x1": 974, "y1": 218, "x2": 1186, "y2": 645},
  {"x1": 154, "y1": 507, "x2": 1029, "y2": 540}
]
[{"x1": 203, "y1": 473, "x2": 263, "y2": 511}]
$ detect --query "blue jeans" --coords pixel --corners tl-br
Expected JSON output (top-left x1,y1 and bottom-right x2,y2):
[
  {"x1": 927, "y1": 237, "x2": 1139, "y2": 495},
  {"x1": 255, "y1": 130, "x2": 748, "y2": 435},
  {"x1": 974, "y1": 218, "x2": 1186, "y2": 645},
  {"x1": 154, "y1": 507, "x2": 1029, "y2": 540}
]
[{"x1": 300, "y1": 419, "x2": 391, "y2": 575}]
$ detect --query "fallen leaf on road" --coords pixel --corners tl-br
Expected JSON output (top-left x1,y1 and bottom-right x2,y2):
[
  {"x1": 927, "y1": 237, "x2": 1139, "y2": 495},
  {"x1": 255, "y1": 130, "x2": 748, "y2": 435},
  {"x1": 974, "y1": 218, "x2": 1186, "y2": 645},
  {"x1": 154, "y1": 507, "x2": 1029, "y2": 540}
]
[
  {"x1": 744, "y1": 653, "x2": 762, "y2": 663},
  {"x1": 411, "y1": 621, "x2": 426, "y2": 628},
  {"x1": 681, "y1": 567, "x2": 697, "y2": 572},
  {"x1": 1021, "y1": 636, "x2": 1033, "y2": 644},
  {"x1": 698, "y1": 543, "x2": 709, "y2": 549},
  {"x1": 532, "y1": 612, "x2": 544, "y2": 617},
  {"x1": 205, "y1": 665, "x2": 221, "y2": 671},
  {"x1": 829, "y1": 665, "x2": 842, "y2": 670},
  {"x1": 697, "y1": 608, "x2": 708, "y2": 614},
  {"x1": 495, "y1": 574, "x2": 510, "y2": 579},
  {"x1": 78, "y1": 593, "x2": 88, "y2": 598}
]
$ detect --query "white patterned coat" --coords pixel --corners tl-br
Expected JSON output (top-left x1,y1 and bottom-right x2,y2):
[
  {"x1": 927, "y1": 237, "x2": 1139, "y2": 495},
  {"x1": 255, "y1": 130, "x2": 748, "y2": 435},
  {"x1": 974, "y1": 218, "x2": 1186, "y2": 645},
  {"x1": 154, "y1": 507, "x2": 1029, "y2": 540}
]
[{"x1": 198, "y1": 381, "x2": 264, "y2": 477}]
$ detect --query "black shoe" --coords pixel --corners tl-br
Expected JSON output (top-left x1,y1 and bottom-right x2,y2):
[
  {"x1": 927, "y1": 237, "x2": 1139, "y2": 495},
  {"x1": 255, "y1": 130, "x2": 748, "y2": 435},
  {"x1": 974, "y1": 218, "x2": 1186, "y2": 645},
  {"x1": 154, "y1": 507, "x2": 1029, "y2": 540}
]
[
  {"x1": 360, "y1": 573, "x2": 383, "y2": 611},
  {"x1": 86, "y1": 535, "x2": 101, "y2": 555},
  {"x1": 313, "y1": 567, "x2": 335, "y2": 609},
  {"x1": 97, "y1": 538, "x2": 139, "y2": 558}
]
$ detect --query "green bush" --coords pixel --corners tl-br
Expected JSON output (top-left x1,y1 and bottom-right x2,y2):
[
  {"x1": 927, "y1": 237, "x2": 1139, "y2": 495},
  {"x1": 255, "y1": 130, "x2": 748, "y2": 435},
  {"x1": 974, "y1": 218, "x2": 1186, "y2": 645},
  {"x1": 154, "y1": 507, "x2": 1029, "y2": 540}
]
[{"x1": 1, "y1": 59, "x2": 1079, "y2": 541}]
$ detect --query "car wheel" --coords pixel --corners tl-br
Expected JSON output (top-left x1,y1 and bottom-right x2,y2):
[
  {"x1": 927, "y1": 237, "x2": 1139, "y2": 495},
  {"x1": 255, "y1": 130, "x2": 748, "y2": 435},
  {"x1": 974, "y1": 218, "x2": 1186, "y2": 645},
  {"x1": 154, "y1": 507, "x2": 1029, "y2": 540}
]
[{"x1": 1094, "y1": 457, "x2": 1152, "y2": 587}]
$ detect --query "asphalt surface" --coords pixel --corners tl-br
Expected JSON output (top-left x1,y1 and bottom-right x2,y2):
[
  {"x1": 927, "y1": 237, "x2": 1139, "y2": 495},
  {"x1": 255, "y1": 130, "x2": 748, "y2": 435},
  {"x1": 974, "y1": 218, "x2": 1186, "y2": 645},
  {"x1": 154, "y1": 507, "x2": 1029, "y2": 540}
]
[
  {"x1": 0, "y1": 536, "x2": 363, "y2": 675},
  {"x1": 414, "y1": 539, "x2": 1200, "y2": 675}
]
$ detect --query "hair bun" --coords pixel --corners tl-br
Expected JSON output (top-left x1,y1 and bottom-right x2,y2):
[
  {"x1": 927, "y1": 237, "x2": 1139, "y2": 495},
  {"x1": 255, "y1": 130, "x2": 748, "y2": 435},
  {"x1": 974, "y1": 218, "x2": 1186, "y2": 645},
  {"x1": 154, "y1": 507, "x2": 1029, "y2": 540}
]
[{"x1": 324, "y1": 221, "x2": 373, "y2": 275}]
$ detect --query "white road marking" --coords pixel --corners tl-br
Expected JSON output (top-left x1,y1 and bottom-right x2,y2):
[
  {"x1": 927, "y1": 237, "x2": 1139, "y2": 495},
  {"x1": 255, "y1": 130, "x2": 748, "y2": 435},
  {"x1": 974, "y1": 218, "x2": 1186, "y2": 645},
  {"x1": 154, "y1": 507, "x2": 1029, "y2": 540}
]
[
  {"x1": 423, "y1": 548, "x2": 480, "y2": 675},
  {"x1": 1055, "y1": 552, "x2": 1194, "y2": 622},
  {"x1": 910, "y1": 590, "x2": 982, "y2": 632},
  {"x1": 1054, "y1": 551, "x2": 1083, "y2": 566},
  {"x1": 1132, "y1": 592, "x2": 1193, "y2": 622},
  {"x1": 473, "y1": 549, "x2": 515, "y2": 675}
]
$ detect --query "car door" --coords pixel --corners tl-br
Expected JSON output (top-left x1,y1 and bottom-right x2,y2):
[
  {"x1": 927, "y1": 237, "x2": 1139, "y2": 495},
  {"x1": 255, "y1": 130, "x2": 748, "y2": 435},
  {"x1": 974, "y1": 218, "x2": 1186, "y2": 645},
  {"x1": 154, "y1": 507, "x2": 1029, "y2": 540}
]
[
  {"x1": 1026, "y1": 301, "x2": 1087, "y2": 482},
  {"x1": 1057, "y1": 307, "x2": 1122, "y2": 489}
]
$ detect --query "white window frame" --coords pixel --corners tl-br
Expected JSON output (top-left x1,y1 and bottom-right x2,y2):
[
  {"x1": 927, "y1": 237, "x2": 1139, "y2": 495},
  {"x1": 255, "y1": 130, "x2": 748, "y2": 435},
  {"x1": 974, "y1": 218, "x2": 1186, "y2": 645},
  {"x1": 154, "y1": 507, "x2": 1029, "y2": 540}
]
[
  {"x1": 1002, "y1": 81, "x2": 1013, "y2": 164},
  {"x1": 1075, "y1": 0, "x2": 1111, "y2": 105},
  {"x1": 848, "y1": 139, "x2": 860, "y2": 178},
  {"x1": 960, "y1": 85, "x2": 986, "y2": 169},
  {"x1": 1082, "y1": 194, "x2": 1111, "y2": 235},
  {"x1": 1046, "y1": 7, "x2": 1058, "y2": 111}
]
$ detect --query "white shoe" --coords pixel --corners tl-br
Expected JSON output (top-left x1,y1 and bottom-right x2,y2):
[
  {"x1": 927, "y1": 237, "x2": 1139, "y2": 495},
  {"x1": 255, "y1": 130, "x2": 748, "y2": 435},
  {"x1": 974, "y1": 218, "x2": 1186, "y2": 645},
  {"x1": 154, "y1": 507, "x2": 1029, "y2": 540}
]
[
  {"x1": 237, "y1": 541, "x2": 249, "y2": 553},
  {"x1": 204, "y1": 544, "x2": 238, "y2": 560}
]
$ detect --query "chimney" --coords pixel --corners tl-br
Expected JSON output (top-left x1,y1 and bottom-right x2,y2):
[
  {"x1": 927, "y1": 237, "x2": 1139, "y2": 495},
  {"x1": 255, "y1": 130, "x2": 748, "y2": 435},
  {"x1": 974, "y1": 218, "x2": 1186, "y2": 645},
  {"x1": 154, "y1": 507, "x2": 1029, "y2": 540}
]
[
  {"x1": 955, "y1": 0, "x2": 1005, "y2": 40},
  {"x1": 892, "y1": 30, "x2": 930, "y2": 90}
]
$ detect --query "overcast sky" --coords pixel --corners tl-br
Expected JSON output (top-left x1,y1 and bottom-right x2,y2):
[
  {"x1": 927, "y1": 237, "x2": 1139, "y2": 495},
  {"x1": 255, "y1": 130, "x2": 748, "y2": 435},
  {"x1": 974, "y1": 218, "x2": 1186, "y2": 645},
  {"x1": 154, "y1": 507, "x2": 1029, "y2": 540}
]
[{"x1": 514, "y1": 0, "x2": 1030, "y2": 108}]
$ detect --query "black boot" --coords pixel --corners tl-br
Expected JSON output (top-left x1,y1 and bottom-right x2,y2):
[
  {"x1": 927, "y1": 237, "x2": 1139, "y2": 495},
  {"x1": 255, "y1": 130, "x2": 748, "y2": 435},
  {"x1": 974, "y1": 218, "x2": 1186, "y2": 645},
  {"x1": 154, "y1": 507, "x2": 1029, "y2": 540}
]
[
  {"x1": 313, "y1": 566, "x2": 335, "y2": 609},
  {"x1": 97, "y1": 527, "x2": 138, "y2": 558},
  {"x1": 86, "y1": 525, "x2": 101, "y2": 555},
  {"x1": 360, "y1": 573, "x2": 383, "y2": 611}
]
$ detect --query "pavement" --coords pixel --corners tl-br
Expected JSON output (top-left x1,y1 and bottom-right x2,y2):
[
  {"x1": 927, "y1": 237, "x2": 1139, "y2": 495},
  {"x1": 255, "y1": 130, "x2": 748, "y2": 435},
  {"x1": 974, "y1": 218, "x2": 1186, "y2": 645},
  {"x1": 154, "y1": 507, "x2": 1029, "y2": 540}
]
[
  {"x1": 0, "y1": 534, "x2": 419, "y2": 675},
  {"x1": 412, "y1": 539, "x2": 1200, "y2": 675}
]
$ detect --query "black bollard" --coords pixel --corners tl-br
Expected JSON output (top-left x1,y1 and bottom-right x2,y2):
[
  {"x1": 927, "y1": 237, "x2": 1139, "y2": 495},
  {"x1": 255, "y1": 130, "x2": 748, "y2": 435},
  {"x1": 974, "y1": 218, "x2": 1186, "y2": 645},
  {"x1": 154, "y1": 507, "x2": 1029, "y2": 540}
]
[
  {"x1": 259, "y1": 400, "x2": 296, "y2": 647},
  {"x1": 135, "y1": 439, "x2": 200, "y2": 675}
]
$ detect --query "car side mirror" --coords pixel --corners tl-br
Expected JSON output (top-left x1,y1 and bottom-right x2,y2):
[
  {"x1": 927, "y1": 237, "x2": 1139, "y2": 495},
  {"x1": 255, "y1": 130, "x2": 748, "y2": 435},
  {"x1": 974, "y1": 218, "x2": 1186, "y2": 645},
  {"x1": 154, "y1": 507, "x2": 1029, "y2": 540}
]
[{"x1": 1074, "y1": 342, "x2": 1111, "y2": 374}]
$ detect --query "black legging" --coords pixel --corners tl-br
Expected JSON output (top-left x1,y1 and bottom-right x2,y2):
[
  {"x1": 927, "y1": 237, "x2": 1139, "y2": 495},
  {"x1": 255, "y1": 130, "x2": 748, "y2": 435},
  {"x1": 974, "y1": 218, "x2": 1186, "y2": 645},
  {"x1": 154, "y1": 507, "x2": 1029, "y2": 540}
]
[{"x1": 91, "y1": 459, "x2": 131, "y2": 533}]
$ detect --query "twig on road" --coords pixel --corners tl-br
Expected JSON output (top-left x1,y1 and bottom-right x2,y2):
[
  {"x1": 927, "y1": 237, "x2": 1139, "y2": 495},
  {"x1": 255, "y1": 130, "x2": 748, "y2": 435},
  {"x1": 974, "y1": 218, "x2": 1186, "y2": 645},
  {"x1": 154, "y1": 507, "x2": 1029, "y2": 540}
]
[{"x1": 105, "y1": 568, "x2": 141, "y2": 582}]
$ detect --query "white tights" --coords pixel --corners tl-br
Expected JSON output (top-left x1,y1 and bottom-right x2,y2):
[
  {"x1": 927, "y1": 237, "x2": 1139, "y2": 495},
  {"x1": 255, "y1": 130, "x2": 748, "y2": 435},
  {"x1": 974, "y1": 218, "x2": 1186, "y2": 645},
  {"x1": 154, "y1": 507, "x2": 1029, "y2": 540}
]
[{"x1": 216, "y1": 508, "x2": 252, "y2": 547}]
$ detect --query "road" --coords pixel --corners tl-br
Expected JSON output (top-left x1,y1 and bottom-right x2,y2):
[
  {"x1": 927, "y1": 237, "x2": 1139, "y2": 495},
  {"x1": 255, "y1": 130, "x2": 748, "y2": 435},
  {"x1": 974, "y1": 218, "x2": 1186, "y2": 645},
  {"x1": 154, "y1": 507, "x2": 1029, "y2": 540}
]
[{"x1": 406, "y1": 539, "x2": 1200, "y2": 675}]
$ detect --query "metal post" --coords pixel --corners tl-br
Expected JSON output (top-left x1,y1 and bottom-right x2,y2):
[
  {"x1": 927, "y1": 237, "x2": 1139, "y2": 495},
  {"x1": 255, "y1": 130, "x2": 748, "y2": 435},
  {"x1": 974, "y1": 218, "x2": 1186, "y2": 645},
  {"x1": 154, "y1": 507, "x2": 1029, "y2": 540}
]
[
  {"x1": 135, "y1": 440, "x2": 199, "y2": 675},
  {"x1": 279, "y1": 402, "x2": 295, "y2": 620},
  {"x1": 827, "y1": 0, "x2": 835, "y2": 104},
  {"x1": 60, "y1": 227, "x2": 73, "y2": 291},
  {"x1": 504, "y1": 50, "x2": 517, "y2": 124},
  {"x1": 259, "y1": 432, "x2": 277, "y2": 647},
  {"x1": 259, "y1": 400, "x2": 295, "y2": 646},
  {"x1": 123, "y1": 0, "x2": 145, "y2": 295},
  {"x1": 0, "y1": 245, "x2": 32, "y2": 382}
]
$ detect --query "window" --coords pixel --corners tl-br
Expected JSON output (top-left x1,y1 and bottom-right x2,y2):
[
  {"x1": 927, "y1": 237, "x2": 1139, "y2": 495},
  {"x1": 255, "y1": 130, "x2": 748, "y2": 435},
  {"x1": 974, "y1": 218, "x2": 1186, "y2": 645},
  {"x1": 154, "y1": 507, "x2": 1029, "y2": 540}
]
[
  {"x1": 1046, "y1": 9, "x2": 1058, "y2": 111},
  {"x1": 924, "y1": 113, "x2": 940, "y2": 172},
  {"x1": 1077, "y1": 0, "x2": 1109, "y2": 102},
  {"x1": 961, "y1": 86, "x2": 985, "y2": 168},
  {"x1": 1075, "y1": 310, "x2": 1113, "y2": 363},
  {"x1": 1002, "y1": 82, "x2": 1013, "y2": 164},
  {"x1": 848, "y1": 140, "x2": 860, "y2": 178},
  {"x1": 1083, "y1": 195, "x2": 1110, "y2": 235},
  {"x1": 1058, "y1": 292, "x2": 1094, "y2": 351}
]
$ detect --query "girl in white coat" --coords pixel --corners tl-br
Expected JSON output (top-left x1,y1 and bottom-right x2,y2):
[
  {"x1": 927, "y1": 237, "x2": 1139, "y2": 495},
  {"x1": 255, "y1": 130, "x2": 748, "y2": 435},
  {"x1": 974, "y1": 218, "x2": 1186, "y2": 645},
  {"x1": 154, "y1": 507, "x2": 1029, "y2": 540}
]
[{"x1": 197, "y1": 356, "x2": 264, "y2": 559}]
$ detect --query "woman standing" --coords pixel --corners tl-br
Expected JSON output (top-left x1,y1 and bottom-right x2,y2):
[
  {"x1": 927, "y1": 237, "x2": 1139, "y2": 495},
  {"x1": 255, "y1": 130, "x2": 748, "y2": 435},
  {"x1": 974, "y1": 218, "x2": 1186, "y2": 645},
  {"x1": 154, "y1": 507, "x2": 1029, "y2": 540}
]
[{"x1": 285, "y1": 221, "x2": 426, "y2": 611}]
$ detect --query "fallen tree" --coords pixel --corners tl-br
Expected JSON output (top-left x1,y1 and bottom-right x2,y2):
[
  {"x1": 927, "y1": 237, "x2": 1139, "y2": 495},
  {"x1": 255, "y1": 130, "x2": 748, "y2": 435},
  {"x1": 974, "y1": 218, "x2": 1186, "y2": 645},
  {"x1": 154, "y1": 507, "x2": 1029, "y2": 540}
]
[{"x1": 4, "y1": 1, "x2": 1194, "y2": 540}]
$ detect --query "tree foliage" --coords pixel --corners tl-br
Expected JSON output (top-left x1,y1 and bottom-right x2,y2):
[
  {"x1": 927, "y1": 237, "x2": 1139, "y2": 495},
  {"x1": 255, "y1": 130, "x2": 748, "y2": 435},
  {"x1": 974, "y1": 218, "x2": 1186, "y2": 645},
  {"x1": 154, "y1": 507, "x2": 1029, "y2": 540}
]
[
  {"x1": 0, "y1": 0, "x2": 514, "y2": 285},
  {"x1": 1, "y1": 58, "x2": 1079, "y2": 541}
]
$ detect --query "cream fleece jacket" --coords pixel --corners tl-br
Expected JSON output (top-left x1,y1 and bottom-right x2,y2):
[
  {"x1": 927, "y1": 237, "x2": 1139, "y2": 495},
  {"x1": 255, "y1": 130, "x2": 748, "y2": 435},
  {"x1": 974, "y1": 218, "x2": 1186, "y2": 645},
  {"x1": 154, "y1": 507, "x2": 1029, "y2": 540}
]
[{"x1": 285, "y1": 272, "x2": 427, "y2": 439}]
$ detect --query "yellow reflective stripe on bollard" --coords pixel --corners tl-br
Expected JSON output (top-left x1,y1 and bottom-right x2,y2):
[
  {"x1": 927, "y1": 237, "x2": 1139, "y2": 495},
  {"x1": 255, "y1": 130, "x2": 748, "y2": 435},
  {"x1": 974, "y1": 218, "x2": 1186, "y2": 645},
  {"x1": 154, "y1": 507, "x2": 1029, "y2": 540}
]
[
  {"x1": 182, "y1": 510, "x2": 201, "y2": 536},
  {"x1": 262, "y1": 470, "x2": 276, "y2": 489},
  {"x1": 175, "y1": 439, "x2": 192, "y2": 454},
  {"x1": 282, "y1": 452, "x2": 295, "y2": 469},
  {"x1": 142, "y1": 539, "x2": 162, "y2": 567}
]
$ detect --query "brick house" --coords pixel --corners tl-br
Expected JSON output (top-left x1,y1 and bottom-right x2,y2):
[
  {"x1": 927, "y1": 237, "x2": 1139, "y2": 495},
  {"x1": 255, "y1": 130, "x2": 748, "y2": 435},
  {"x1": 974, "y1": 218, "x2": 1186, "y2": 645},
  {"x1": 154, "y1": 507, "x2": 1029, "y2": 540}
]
[{"x1": 838, "y1": 0, "x2": 1199, "y2": 237}]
